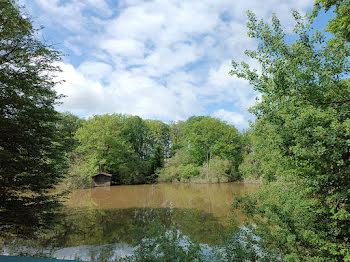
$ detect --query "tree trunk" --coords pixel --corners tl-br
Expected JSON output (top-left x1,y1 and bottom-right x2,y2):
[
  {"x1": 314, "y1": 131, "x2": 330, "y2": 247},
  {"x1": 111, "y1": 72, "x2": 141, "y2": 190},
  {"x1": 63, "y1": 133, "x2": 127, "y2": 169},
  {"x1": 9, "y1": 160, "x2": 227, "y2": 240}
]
[{"x1": 206, "y1": 149, "x2": 209, "y2": 182}]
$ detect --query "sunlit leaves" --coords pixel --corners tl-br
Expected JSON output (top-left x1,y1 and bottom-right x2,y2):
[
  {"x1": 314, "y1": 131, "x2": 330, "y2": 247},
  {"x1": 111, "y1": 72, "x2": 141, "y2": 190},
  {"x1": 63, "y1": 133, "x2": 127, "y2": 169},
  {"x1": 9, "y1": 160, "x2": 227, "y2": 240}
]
[{"x1": 232, "y1": 9, "x2": 350, "y2": 260}]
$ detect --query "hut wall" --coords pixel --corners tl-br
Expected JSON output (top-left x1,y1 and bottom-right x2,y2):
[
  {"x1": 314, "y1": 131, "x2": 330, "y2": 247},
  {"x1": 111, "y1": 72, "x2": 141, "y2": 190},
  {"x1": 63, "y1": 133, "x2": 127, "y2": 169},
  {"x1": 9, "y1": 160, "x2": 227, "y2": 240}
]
[{"x1": 93, "y1": 174, "x2": 111, "y2": 187}]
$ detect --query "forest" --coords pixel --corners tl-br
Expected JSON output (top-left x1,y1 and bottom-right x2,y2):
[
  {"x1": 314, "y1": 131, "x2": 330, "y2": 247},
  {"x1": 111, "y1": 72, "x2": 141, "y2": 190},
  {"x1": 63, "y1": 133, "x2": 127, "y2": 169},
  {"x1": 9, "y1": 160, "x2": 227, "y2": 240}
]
[
  {"x1": 58, "y1": 113, "x2": 242, "y2": 188},
  {"x1": 0, "y1": 0, "x2": 349, "y2": 261}
]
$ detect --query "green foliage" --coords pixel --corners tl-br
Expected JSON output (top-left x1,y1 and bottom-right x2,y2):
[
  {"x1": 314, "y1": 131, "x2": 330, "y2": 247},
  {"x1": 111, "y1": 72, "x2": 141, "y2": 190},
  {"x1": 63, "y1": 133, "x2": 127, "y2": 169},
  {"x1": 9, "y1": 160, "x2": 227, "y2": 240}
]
[
  {"x1": 75, "y1": 114, "x2": 125, "y2": 179},
  {"x1": 157, "y1": 149, "x2": 191, "y2": 182},
  {"x1": 231, "y1": 10, "x2": 350, "y2": 261},
  {"x1": 145, "y1": 119, "x2": 171, "y2": 176},
  {"x1": 178, "y1": 164, "x2": 201, "y2": 182},
  {"x1": 238, "y1": 128, "x2": 282, "y2": 182},
  {"x1": 123, "y1": 221, "x2": 204, "y2": 262},
  {"x1": 57, "y1": 112, "x2": 85, "y2": 153},
  {"x1": 70, "y1": 114, "x2": 172, "y2": 186},
  {"x1": 213, "y1": 226, "x2": 279, "y2": 262},
  {"x1": 158, "y1": 116, "x2": 242, "y2": 183},
  {"x1": 313, "y1": 0, "x2": 350, "y2": 41},
  {"x1": 56, "y1": 112, "x2": 85, "y2": 189},
  {"x1": 121, "y1": 115, "x2": 148, "y2": 159},
  {"x1": 169, "y1": 120, "x2": 184, "y2": 156},
  {"x1": 198, "y1": 157, "x2": 236, "y2": 183},
  {"x1": 74, "y1": 114, "x2": 140, "y2": 185},
  {"x1": 0, "y1": 0, "x2": 66, "y2": 236},
  {"x1": 185, "y1": 117, "x2": 241, "y2": 167},
  {"x1": 158, "y1": 154, "x2": 238, "y2": 183},
  {"x1": 62, "y1": 113, "x2": 242, "y2": 186}
]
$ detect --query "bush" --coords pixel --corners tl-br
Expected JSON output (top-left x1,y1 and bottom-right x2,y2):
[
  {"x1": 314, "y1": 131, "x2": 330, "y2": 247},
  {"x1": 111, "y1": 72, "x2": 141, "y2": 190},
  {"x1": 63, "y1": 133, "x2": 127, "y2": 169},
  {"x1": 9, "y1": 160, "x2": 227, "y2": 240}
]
[
  {"x1": 122, "y1": 221, "x2": 204, "y2": 262},
  {"x1": 158, "y1": 153, "x2": 241, "y2": 183},
  {"x1": 192, "y1": 157, "x2": 238, "y2": 183},
  {"x1": 178, "y1": 164, "x2": 200, "y2": 182},
  {"x1": 157, "y1": 150, "x2": 193, "y2": 182},
  {"x1": 62, "y1": 152, "x2": 92, "y2": 189},
  {"x1": 238, "y1": 150, "x2": 261, "y2": 181}
]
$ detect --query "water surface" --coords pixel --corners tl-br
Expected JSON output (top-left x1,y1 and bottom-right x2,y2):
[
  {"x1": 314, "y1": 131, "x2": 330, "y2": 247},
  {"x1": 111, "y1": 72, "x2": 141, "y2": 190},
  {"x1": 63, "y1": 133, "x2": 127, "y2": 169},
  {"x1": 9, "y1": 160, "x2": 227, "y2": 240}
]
[
  {"x1": 2, "y1": 183, "x2": 258, "y2": 260},
  {"x1": 66, "y1": 183, "x2": 258, "y2": 219}
]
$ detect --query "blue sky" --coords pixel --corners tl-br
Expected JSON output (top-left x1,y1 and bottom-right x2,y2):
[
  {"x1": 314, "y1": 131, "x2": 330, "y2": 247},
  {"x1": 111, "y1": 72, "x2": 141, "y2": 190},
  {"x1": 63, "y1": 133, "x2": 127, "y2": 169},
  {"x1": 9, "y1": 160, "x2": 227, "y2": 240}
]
[{"x1": 20, "y1": 0, "x2": 332, "y2": 129}]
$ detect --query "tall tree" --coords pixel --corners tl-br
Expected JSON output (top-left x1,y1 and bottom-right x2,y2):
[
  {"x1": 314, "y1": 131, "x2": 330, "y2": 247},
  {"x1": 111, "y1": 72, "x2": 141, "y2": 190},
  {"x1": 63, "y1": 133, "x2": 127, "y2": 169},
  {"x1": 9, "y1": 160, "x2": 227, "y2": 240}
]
[
  {"x1": 185, "y1": 117, "x2": 241, "y2": 178},
  {"x1": 145, "y1": 120, "x2": 171, "y2": 177},
  {"x1": 169, "y1": 120, "x2": 184, "y2": 156},
  {"x1": 0, "y1": 0, "x2": 65, "y2": 236},
  {"x1": 57, "y1": 112, "x2": 84, "y2": 154},
  {"x1": 121, "y1": 115, "x2": 148, "y2": 159},
  {"x1": 74, "y1": 114, "x2": 132, "y2": 183},
  {"x1": 232, "y1": 10, "x2": 350, "y2": 260},
  {"x1": 313, "y1": 0, "x2": 350, "y2": 41},
  {"x1": 73, "y1": 114, "x2": 170, "y2": 185}
]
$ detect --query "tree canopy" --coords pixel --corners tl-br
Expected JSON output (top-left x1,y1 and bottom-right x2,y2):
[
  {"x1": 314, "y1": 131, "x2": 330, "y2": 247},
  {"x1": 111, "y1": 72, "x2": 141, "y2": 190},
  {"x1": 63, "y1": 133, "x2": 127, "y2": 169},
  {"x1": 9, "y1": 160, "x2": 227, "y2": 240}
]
[
  {"x1": 157, "y1": 116, "x2": 242, "y2": 183},
  {"x1": 233, "y1": 9, "x2": 350, "y2": 261},
  {"x1": 313, "y1": 0, "x2": 350, "y2": 41},
  {"x1": 65, "y1": 114, "x2": 242, "y2": 186},
  {"x1": 72, "y1": 114, "x2": 172, "y2": 185},
  {"x1": 185, "y1": 117, "x2": 241, "y2": 167},
  {"x1": 0, "y1": 0, "x2": 65, "y2": 236}
]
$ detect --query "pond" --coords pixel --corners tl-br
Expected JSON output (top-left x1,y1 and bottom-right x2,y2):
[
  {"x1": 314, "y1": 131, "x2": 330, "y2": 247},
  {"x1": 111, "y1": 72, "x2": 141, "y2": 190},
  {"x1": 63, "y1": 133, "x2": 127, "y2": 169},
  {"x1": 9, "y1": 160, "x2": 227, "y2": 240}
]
[{"x1": 1, "y1": 183, "x2": 258, "y2": 261}]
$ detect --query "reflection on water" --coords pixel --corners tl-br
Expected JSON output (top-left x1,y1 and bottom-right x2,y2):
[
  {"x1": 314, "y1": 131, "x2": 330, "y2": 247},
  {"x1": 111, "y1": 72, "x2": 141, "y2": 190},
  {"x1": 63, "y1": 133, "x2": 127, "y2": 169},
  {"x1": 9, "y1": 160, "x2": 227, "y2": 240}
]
[
  {"x1": 66, "y1": 183, "x2": 258, "y2": 219},
  {"x1": 1, "y1": 183, "x2": 258, "y2": 260},
  {"x1": 54, "y1": 207, "x2": 226, "y2": 247}
]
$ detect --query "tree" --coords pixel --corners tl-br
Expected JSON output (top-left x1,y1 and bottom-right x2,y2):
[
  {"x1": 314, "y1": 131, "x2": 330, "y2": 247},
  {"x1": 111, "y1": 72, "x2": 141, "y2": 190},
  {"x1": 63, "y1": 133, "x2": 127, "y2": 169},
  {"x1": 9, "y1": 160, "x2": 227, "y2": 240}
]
[
  {"x1": 74, "y1": 114, "x2": 135, "y2": 184},
  {"x1": 0, "y1": 0, "x2": 66, "y2": 236},
  {"x1": 169, "y1": 120, "x2": 184, "y2": 157},
  {"x1": 72, "y1": 114, "x2": 171, "y2": 185},
  {"x1": 184, "y1": 117, "x2": 242, "y2": 180},
  {"x1": 313, "y1": 0, "x2": 350, "y2": 41},
  {"x1": 121, "y1": 115, "x2": 148, "y2": 160},
  {"x1": 57, "y1": 112, "x2": 84, "y2": 154},
  {"x1": 232, "y1": 10, "x2": 350, "y2": 260},
  {"x1": 145, "y1": 120, "x2": 171, "y2": 177},
  {"x1": 158, "y1": 116, "x2": 242, "y2": 183}
]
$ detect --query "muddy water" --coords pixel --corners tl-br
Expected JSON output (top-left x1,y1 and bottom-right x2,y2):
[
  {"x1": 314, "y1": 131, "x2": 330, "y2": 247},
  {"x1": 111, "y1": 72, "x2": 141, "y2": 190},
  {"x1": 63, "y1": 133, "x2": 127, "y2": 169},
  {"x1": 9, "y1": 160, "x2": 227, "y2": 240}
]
[
  {"x1": 57, "y1": 182, "x2": 258, "y2": 247},
  {"x1": 1, "y1": 183, "x2": 259, "y2": 260},
  {"x1": 66, "y1": 183, "x2": 258, "y2": 220}
]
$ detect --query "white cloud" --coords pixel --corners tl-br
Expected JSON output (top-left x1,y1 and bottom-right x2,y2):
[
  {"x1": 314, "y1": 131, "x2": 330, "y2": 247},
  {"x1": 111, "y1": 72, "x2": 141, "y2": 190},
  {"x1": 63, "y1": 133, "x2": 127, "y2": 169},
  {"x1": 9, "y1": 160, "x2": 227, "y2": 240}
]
[
  {"x1": 54, "y1": 63, "x2": 105, "y2": 115},
  {"x1": 213, "y1": 109, "x2": 249, "y2": 128},
  {"x1": 78, "y1": 61, "x2": 113, "y2": 81},
  {"x1": 206, "y1": 60, "x2": 259, "y2": 110},
  {"x1": 54, "y1": 62, "x2": 203, "y2": 120},
  {"x1": 33, "y1": 0, "x2": 113, "y2": 31},
  {"x1": 24, "y1": 0, "x2": 315, "y2": 123},
  {"x1": 100, "y1": 39, "x2": 145, "y2": 57}
]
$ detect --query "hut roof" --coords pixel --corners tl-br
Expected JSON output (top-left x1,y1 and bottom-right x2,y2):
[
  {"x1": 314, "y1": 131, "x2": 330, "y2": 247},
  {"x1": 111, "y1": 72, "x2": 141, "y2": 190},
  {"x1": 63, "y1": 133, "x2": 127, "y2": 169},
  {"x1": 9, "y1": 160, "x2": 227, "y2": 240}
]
[{"x1": 92, "y1": 172, "x2": 112, "y2": 178}]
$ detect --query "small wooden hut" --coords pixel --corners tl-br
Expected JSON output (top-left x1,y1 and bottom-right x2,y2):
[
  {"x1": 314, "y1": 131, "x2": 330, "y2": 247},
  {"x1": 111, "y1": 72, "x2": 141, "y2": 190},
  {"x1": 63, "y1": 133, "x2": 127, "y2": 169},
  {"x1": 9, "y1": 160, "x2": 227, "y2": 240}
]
[{"x1": 92, "y1": 172, "x2": 112, "y2": 187}]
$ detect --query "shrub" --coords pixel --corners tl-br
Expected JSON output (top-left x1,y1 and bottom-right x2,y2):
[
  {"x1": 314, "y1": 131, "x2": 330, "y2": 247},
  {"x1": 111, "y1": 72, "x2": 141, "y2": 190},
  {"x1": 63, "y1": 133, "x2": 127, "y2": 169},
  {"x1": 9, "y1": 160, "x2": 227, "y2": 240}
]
[
  {"x1": 194, "y1": 157, "x2": 237, "y2": 183},
  {"x1": 178, "y1": 164, "x2": 201, "y2": 182},
  {"x1": 157, "y1": 149, "x2": 192, "y2": 182}
]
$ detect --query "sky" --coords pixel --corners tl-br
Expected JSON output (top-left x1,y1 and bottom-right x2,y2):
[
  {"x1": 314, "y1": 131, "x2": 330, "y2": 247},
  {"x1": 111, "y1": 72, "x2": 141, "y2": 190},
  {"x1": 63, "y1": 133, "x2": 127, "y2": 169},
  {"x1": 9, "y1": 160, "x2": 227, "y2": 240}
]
[{"x1": 20, "y1": 0, "x2": 331, "y2": 129}]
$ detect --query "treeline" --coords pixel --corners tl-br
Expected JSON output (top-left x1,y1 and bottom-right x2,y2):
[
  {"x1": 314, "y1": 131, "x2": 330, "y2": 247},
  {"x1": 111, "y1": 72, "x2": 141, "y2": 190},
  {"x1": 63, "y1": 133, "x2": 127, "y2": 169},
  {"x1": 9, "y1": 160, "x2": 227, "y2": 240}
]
[
  {"x1": 59, "y1": 114, "x2": 243, "y2": 188},
  {"x1": 158, "y1": 116, "x2": 241, "y2": 183},
  {"x1": 61, "y1": 113, "x2": 170, "y2": 186},
  {"x1": 230, "y1": 5, "x2": 350, "y2": 261},
  {"x1": 2, "y1": 0, "x2": 350, "y2": 260},
  {"x1": 0, "y1": 0, "x2": 66, "y2": 236}
]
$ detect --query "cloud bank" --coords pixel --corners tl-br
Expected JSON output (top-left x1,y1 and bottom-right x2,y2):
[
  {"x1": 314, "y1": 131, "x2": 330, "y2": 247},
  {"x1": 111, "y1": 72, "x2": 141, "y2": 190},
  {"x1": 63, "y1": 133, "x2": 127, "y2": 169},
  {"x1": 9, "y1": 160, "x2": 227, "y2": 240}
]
[{"x1": 23, "y1": 0, "x2": 314, "y2": 128}]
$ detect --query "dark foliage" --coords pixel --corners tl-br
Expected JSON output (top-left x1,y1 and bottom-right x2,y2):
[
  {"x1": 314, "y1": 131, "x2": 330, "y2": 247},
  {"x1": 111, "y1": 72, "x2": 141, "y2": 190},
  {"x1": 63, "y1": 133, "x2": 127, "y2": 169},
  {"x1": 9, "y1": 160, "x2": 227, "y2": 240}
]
[{"x1": 0, "y1": 0, "x2": 65, "y2": 236}]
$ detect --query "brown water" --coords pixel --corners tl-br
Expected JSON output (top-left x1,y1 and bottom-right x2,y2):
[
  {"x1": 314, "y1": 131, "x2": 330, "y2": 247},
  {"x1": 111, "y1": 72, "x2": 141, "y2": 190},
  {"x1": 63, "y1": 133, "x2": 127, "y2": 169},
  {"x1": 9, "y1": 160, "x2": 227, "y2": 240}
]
[
  {"x1": 2, "y1": 183, "x2": 259, "y2": 260},
  {"x1": 56, "y1": 182, "x2": 258, "y2": 248},
  {"x1": 66, "y1": 182, "x2": 258, "y2": 220}
]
